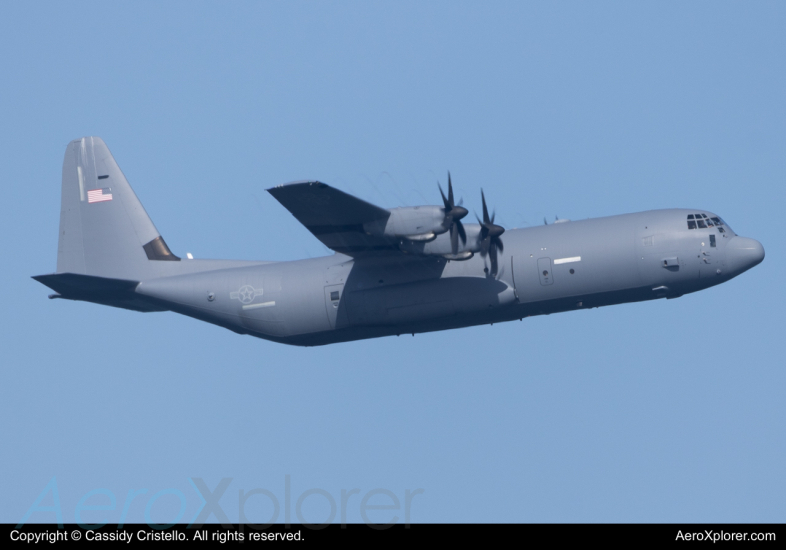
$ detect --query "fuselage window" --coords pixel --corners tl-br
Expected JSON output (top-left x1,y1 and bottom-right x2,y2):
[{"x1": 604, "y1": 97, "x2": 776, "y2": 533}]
[
  {"x1": 688, "y1": 214, "x2": 695, "y2": 220},
  {"x1": 711, "y1": 217, "x2": 723, "y2": 226},
  {"x1": 697, "y1": 219, "x2": 707, "y2": 228},
  {"x1": 710, "y1": 235, "x2": 716, "y2": 247},
  {"x1": 688, "y1": 220, "x2": 697, "y2": 229}
]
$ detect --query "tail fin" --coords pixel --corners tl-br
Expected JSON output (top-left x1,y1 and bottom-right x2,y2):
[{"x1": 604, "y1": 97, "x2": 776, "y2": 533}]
[{"x1": 57, "y1": 137, "x2": 179, "y2": 281}]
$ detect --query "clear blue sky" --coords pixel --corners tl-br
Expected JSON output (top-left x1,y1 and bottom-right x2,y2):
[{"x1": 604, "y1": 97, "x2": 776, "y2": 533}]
[{"x1": 2, "y1": 1, "x2": 784, "y2": 524}]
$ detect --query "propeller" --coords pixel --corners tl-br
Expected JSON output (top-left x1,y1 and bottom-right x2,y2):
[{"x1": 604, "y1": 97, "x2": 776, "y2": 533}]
[
  {"x1": 439, "y1": 172, "x2": 468, "y2": 254},
  {"x1": 477, "y1": 189, "x2": 505, "y2": 276}
]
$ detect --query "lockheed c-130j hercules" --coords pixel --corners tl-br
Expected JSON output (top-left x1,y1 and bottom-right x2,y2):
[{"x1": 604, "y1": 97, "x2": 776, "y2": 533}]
[{"x1": 34, "y1": 137, "x2": 765, "y2": 346}]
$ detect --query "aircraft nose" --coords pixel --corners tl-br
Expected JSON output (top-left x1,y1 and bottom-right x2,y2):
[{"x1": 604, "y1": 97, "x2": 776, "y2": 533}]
[{"x1": 725, "y1": 236, "x2": 765, "y2": 275}]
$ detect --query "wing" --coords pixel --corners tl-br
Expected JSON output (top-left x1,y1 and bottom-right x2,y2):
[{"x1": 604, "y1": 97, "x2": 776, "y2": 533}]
[{"x1": 268, "y1": 181, "x2": 397, "y2": 256}]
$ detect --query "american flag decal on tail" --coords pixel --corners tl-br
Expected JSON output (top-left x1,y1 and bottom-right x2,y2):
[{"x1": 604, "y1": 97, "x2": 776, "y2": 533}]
[{"x1": 87, "y1": 188, "x2": 113, "y2": 203}]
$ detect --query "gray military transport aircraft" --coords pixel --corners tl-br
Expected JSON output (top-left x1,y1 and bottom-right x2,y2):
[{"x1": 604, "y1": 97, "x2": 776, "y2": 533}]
[{"x1": 34, "y1": 137, "x2": 764, "y2": 346}]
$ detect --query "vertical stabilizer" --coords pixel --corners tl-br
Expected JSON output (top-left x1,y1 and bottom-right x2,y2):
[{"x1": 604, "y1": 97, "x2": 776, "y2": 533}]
[{"x1": 57, "y1": 137, "x2": 178, "y2": 281}]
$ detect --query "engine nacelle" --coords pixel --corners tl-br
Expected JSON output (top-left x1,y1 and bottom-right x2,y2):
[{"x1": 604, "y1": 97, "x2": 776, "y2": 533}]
[
  {"x1": 398, "y1": 223, "x2": 484, "y2": 260},
  {"x1": 364, "y1": 206, "x2": 449, "y2": 241}
]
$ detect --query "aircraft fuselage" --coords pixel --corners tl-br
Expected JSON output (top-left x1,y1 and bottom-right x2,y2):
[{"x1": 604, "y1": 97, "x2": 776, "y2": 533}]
[
  {"x1": 35, "y1": 138, "x2": 764, "y2": 347},
  {"x1": 133, "y1": 208, "x2": 763, "y2": 346}
]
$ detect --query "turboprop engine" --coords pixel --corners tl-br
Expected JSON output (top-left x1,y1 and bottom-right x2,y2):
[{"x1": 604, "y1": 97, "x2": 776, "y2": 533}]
[
  {"x1": 397, "y1": 189, "x2": 505, "y2": 275},
  {"x1": 363, "y1": 172, "x2": 468, "y2": 243}
]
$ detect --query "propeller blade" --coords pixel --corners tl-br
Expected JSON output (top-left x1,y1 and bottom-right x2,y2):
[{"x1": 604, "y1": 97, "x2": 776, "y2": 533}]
[
  {"x1": 474, "y1": 189, "x2": 505, "y2": 274},
  {"x1": 481, "y1": 189, "x2": 490, "y2": 224},
  {"x1": 480, "y1": 222, "x2": 490, "y2": 240},
  {"x1": 456, "y1": 219, "x2": 467, "y2": 244},
  {"x1": 494, "y1": 236, "x2": 504, "y2": 253},
  {"x1": 441, "y1": 173, "x2": 468, "y2": 251},
  {"x1": 480, "y1": 235, "x2": 490, "y2": 257},
  {"x1": 439, "y1": 183, "x2": 450, "y2": 210}
]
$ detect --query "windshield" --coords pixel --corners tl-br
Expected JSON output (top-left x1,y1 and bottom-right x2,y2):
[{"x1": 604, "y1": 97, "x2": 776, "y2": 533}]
[{"x1": 686, "y1": 213, "x2": 734, "y2": 235}]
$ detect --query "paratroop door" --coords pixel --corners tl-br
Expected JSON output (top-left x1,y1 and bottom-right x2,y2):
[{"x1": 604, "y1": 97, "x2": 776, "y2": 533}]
[{"x1": 537, "y1": 257, "x2": 553, "y2": 286}]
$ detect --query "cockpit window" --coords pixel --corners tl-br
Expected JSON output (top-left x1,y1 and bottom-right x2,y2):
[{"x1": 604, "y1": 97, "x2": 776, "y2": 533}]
[{"x1": 687, "y1": 214, "x2": 726, "y2": 230}]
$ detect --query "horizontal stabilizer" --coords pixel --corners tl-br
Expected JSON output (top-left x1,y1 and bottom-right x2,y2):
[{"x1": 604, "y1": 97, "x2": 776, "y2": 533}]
[{"x1": 33, "y1": 272, "x2": 165, "y2": 312}]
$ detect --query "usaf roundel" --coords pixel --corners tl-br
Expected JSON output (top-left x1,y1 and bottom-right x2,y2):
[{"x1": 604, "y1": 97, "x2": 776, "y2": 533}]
[{"x1": 230, "y1": 285, "x2": 263, "y2": 304}]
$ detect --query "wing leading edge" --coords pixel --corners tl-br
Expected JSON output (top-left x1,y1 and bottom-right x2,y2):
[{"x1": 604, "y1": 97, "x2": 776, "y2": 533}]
[{"x1": 267, "y1": 181, "x2": 397, "y2": 256}]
